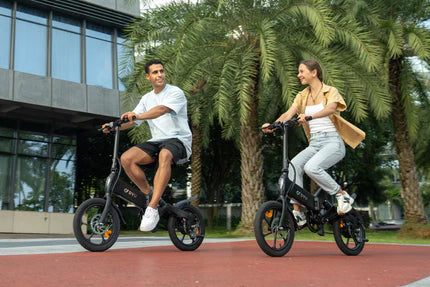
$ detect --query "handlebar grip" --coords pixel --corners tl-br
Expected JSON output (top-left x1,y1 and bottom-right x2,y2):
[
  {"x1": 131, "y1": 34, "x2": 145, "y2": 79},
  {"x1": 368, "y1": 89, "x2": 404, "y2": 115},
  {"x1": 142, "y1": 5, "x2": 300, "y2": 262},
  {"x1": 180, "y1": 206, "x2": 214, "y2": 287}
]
[
  {"x1": 99, "y1": 115, "x2": 137, "y2": 131},
  {"x1": 305, "y1": 116, "x2": 312, "y2": 121}
]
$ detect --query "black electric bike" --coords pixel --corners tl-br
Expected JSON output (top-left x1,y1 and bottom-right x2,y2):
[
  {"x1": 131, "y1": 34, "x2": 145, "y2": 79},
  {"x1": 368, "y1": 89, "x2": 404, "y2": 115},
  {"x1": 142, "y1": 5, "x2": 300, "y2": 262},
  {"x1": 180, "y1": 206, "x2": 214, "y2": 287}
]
[
  {"x1": 254, "y1": 118, "x2": 367, "y2": 257},
  {"x1": 73, "y1": 117, "x2": 205, "y2": 252}
]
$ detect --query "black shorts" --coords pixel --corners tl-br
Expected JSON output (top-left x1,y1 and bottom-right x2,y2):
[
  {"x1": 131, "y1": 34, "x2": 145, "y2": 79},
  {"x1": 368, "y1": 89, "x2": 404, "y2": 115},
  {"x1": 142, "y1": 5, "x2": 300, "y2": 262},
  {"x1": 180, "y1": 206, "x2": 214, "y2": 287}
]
[{"x1": 136, "y1": 138, "x2": 187, "y2": 165}]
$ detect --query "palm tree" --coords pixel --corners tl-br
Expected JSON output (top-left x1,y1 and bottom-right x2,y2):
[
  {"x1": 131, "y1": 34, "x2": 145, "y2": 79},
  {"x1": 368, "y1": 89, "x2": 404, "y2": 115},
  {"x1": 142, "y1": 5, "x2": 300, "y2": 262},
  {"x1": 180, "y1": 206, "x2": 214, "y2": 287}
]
[
  {"x1": 122, "y1": 0, "x2": 391, "y2": 230},
  {"x1": 345, "y1": 0, "x2": 430, "y2": 224}
]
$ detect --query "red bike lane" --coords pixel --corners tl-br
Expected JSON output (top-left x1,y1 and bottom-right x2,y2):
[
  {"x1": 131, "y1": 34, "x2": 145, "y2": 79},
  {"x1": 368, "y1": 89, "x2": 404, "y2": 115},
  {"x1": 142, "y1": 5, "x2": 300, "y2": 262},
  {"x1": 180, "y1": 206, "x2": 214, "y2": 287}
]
[{"x1": 0, "y1": 240, "x2": 429, "y2": 287}]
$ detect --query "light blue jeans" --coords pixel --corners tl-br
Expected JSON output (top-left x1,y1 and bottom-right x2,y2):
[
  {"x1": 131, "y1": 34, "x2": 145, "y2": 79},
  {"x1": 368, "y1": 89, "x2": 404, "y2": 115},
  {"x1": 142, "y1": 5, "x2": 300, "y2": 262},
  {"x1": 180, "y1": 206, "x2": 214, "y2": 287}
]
[{"x1": 289, "y1": 131, "x2": 345, "y2": 203}]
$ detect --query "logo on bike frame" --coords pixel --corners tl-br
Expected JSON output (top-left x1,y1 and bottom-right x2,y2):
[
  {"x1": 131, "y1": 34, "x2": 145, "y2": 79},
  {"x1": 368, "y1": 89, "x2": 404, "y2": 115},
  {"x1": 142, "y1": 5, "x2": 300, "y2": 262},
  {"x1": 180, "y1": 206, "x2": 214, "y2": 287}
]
[
  {"x1": 123, "y1": 188, "x2": 137, "y2": 199},
  {"x1": 295, "y1": 190, "x2": 308, "y2": 201}
]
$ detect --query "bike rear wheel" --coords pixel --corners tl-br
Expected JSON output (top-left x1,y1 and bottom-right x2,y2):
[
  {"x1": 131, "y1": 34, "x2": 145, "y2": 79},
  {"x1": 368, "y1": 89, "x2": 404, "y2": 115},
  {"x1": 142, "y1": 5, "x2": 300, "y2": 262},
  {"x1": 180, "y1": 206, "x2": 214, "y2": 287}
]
[
  {"x1": 167, "y1": 205, "x2": 205, "y2": 251},
  {"x1": 254, "y1": 201, "x2": 295, "y2": 257},
  {"x1": 333, "y1": 208, "x2": 366, "y2": 256},
  {"x1": 73, "y1": 198, "x2": 120, "y2": 252}
]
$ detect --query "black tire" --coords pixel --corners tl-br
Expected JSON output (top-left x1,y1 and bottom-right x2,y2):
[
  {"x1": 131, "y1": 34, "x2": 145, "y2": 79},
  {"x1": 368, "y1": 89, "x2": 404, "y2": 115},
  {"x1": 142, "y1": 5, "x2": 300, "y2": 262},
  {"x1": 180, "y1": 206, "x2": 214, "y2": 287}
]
[
  {"x1": 167, "y1": 205, "x2": 205, "y2": 251},
  {"x1": 254, "y1": 201, "x2": 295, "y2": 257},
  {"x1": 333, "y1": 208, "x2": 366, "y2": 256},
  {"x1": 73, "y1": 198, "x2": 120, "y2": 252}
]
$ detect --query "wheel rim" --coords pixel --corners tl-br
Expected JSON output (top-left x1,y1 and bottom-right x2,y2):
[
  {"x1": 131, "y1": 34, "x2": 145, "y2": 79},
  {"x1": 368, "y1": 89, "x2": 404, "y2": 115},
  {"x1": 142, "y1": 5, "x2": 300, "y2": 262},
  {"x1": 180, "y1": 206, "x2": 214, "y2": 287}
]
[
  {"x1": 172, "y1": 213, "x2": 201, "y2": 246},
  {"x1": 79, "y1": 204, "x2": 115, "y2": 245},
  {"x1": 338, "y1": 217, "x2": 365, "y2": 251}
]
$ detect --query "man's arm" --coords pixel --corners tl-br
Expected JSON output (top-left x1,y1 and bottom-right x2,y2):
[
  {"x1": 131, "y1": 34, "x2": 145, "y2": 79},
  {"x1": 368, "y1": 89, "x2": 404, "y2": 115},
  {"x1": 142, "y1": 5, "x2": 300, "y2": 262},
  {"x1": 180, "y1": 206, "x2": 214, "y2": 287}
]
[{"x1": 120, "y1": 105, "x2": 172, "y2": 129}]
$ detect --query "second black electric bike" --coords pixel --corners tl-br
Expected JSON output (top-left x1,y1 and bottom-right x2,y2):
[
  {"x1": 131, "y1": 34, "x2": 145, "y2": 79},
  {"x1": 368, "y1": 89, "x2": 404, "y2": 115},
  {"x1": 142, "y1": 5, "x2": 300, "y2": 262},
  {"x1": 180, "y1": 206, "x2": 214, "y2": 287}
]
[
  {"x1": 254, "y1": 118, "x2": 367, "y2": 257},
  {"x1": 73, "y1": 117, "x2": 205, "y2": 252}
]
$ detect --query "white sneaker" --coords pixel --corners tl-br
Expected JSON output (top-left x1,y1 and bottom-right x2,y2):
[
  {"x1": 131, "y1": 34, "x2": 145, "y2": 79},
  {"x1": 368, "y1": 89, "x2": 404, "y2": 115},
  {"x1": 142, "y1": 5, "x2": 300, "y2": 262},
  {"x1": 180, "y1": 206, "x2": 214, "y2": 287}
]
[
  {"x1": 292, "y1": 210, "x2": 307, "y2": 227},
  {"x1": 336, "y1": 192, "x2": 354, "y2": 215},
  {"x1": 139, "y1": 206, "x2": 160, "y2": 231}
]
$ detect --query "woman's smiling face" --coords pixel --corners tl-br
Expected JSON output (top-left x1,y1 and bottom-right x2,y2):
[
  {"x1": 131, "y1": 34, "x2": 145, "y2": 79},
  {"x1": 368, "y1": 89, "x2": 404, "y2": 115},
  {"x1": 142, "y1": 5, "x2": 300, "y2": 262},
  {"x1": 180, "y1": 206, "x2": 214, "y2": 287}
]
[{"x1": 297, "y1": 63, "x2": 314, "y2": 85}]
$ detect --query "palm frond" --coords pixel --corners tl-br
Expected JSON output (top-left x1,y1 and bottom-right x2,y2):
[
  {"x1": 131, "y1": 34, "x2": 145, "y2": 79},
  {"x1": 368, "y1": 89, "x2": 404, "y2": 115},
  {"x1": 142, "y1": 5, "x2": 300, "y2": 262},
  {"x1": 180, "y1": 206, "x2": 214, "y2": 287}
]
[{"x1": 257, "y1": 19, "x2": 278, "y2": 82}]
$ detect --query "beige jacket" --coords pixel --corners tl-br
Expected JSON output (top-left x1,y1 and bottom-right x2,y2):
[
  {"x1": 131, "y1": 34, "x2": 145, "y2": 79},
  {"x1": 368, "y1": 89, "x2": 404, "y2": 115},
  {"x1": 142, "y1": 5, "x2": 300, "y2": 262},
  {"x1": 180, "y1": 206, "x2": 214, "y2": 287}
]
[{"x1": 291, "y1": 83, "x2": 365, "y2": 149}]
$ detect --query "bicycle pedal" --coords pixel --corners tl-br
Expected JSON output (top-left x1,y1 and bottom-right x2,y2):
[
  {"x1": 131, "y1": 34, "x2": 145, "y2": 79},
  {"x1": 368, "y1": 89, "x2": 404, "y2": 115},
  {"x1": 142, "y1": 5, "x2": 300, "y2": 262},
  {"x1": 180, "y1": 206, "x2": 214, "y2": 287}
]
[
  {"x1": 151, "y1": 227, "x2": 158, "y2": 233},
  {"x1": 317, "y1": 226, "x2": 324, "y2": 236}
]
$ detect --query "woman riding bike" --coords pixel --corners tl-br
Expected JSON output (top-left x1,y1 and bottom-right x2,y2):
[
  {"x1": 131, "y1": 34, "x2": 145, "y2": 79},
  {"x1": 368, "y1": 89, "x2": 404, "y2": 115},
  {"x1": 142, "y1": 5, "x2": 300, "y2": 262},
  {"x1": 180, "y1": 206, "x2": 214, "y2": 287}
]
[{"x1": 262, "y1": 59, "x2": 365, "y2": 227}]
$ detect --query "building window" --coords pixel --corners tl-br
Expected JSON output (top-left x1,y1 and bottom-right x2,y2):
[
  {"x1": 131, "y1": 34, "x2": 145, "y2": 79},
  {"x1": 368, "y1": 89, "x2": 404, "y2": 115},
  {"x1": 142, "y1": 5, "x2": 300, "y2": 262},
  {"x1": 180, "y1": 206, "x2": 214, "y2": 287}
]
[
  {"x1": 0, "y1": 0, "x2": 11, "y2": 69},
  {"x1": 14, "y1": 5, "x2": 48, "y2": 76},
  {"x1": 86, "y1": 23, "x2": 113, "y2": 89},
  {"x1": 0, "y1": 120, "x2": 76, "y2": 213},
  {"x1": 117, "y1": 36, "x2": 128, "y2": 91},
  {"x1": 52, "y1": 14, "x2": 81, "y2": 82},
  {"x1": 49, "y1": 136, "x2": 76, "y2": 213}
]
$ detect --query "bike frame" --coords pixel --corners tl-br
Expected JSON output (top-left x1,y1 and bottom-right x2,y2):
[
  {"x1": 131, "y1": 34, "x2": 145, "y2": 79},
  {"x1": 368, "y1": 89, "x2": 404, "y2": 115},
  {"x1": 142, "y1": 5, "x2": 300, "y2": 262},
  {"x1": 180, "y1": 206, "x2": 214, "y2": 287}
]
[
  {"x1": 275, "y1": 119, "x2": 338, "y2": 228},
  {"x1": 97, "y1": 119, "x2": 195, "y2": 225}
]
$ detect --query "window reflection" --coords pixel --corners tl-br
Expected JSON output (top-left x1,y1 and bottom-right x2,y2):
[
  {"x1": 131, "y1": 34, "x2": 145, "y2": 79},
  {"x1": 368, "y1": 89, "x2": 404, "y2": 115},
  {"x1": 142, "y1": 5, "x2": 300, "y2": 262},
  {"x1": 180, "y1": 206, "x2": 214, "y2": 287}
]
[
  {"x1": 0, "y1": 15, "x2": 10, "y2": 69},
  {"x1": 49, "y1": 159, "x2": 74, "y2": 213},
  {"x1": 52, "y1": 14, "x2": 81, "y2": 82},
  {"x1": 14, "y1": 156, "x2": 47, "y2": 211},
  {"x1": 14, "y1": 19, "x2": 47, "y2": 76},
  {"x1": 86, "y1": 23, "x2": 113, "y2": 89},
  {"x1": 16, "y1": 5, "x2": 47, "y2": 24},
  {"x1": 18, "y1": 140, "x2": 48, "y2": 157},
  {"x1": 0, "y1": 121, "x2": 76, "y2": 213},
  {"x1": 0, "y1": 155, "x2": 12, "y2": 210},
  {"x1": 52, "y1": 29, "x2": 81, "y2": 82},
  {"x1": 0, "y1": 0, "x2": 12, "y2": 17},
  {"x1": 117, "y1": 36, "x2": 128, "y2": 91}
]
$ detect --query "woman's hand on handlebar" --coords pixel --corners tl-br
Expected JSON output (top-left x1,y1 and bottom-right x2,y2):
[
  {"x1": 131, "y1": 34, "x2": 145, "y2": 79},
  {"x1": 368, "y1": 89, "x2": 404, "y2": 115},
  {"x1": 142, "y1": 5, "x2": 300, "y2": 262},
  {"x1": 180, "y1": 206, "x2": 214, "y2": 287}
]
[
  {"x1": 261, "y1": 123, "x2": 274, "y2": 133},
  {"x1": 297, "y1": 114, "x2": 312, "y2": 125}
]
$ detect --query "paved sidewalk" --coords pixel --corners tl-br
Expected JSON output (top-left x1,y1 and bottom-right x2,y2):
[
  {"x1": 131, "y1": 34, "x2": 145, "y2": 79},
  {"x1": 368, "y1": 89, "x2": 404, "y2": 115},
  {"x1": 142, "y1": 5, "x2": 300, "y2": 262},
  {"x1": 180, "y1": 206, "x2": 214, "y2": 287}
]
[{"x1": 0, "y1": 235, "x2": 429, "y2": 287}]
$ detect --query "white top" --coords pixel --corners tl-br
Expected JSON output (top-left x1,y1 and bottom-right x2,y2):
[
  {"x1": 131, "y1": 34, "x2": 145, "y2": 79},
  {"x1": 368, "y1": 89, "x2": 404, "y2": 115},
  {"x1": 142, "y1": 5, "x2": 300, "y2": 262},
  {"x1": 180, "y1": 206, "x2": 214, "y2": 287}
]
[
  {"x1": 133, "y1": 84, "x2": 192, "y2": 164},
  {"x1": 305, "y1": 103, "x2": 337, "y2": 134}
]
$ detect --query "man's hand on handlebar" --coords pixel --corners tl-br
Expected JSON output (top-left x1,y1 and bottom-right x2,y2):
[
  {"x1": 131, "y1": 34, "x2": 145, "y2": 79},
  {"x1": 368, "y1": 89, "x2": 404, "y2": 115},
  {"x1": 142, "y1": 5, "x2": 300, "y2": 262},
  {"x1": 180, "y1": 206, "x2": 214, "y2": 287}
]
[
  {"x1": 101, "y1": 123, "x2": 112, "y2": 133},
  {"x1": 121, "y1": 111, "x2": 138, "y2": 122}
]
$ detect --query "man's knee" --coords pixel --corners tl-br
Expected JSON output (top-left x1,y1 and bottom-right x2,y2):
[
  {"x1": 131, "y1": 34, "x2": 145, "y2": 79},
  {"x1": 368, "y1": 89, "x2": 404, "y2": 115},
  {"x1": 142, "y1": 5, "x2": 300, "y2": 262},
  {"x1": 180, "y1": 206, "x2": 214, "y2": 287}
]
[
  {"x1": 158, "y1": 149, "x2": 173, "y2": 166},
  {"x1": 120, "y1": 152, "x2": 133, "y2": 167}
]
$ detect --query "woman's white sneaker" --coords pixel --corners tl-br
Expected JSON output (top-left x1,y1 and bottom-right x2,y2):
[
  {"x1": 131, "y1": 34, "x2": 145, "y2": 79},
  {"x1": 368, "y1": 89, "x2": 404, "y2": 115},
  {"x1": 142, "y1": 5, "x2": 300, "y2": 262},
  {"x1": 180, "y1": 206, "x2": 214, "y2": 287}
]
[
  {"x1": 293, "y1": 210, "x2": 307, "y2": 227},
  {"x1": 336, "y1": 192, "x2": 354, "y2": 215}
]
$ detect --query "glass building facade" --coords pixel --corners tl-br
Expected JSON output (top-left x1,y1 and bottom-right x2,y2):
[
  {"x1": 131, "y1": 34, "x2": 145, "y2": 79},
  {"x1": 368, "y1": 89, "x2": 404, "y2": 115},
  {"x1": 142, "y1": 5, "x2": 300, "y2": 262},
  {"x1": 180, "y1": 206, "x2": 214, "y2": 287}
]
[
  {"x1": 0, "y1": 0, "x2": 128, "y2": 89},
  {"x1": 0, "y1": 0, "x2": 137, "y2": 216},
  {"x1": 0, "y1": 119, "x2": 76, "y2": 213}
]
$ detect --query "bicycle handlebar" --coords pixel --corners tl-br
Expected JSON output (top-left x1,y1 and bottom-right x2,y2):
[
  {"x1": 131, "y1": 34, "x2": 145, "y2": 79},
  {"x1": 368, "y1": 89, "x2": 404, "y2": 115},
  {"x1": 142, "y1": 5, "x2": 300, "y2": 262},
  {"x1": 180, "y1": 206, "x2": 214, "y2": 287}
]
[
  {"x1": 99, "y1": 116, "x2": 136, "y2": 132},
  {"x1": 263, "y1": 116, "x2": 312, "y2": 130}
]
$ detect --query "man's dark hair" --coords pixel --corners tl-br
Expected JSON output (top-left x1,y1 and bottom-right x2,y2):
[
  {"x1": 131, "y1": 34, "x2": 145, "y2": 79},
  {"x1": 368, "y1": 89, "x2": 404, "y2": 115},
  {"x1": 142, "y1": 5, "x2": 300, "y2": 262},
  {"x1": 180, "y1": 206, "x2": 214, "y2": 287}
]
[{"x1": 144, "y1": 59, "x2": 164, "y2": 74}]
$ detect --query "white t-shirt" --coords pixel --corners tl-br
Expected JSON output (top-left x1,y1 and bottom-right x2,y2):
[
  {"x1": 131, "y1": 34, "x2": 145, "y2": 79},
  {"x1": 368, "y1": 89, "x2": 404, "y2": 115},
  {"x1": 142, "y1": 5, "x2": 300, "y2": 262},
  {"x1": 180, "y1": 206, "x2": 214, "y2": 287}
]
[
  {"x1": 305, "y1": 103, "x2": 337, "y2": 134},
  {"x1": 132, "y1": 84, "x2": 192, "y2": 163}
]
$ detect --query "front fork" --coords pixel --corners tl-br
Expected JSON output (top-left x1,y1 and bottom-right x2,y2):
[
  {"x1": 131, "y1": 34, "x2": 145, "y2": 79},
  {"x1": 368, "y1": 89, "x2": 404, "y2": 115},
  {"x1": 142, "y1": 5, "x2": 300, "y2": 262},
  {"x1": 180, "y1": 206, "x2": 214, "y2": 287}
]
[{"x1": 98, "y1": 168, "x2": 120, "y2": 225}]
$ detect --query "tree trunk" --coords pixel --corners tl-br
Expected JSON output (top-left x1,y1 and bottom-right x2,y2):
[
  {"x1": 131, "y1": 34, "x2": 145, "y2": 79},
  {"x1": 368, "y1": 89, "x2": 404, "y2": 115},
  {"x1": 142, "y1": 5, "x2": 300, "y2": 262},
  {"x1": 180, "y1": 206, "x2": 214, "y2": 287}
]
[
  {"x1": 389, "y1": 57, "x2": 427, "y2": 224},
  {"x1": 190, "y1": 123, "x2": 202, "y2": 207},
  {"x1": 239, "y1": 94, "x2": 265, "y2": 230}
]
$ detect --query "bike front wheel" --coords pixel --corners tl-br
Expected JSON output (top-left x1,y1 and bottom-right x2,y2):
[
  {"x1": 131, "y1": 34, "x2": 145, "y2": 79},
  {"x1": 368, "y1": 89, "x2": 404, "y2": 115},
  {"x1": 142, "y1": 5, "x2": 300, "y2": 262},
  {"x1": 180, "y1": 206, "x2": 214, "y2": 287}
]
[
  {"x1": 167, "y1": 205, "x2": 205, "y2": 251},
  {"x1": 73, "y1": 198, "x2": 120, "y2": 252},
  {"x1": 333, "y1": 208, "x2": 366, "y2": 256},
  {"x1": 254, "y1": 201, "x2": 295, "y2": 257}
]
